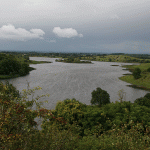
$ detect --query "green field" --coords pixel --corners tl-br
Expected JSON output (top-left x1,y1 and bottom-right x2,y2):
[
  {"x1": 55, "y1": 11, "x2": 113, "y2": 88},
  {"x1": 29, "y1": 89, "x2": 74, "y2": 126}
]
[
  {"x1": 81, "y1": 55, "x2": 150, "y2": 63},
  {"x1": 119, "y1": 63, "x2": 150, "y2": 90}
]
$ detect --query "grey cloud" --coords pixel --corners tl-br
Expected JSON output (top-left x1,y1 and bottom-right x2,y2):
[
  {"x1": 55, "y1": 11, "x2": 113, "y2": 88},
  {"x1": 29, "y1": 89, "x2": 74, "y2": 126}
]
[{"x1": 0, "y1": 0, "x2": 150, "y2": 53}]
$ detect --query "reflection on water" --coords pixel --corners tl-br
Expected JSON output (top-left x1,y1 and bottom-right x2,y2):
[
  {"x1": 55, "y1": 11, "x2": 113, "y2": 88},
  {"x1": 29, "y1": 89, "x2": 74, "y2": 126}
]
[{"x1": 1, "y1": 57, "x2": 148, "y2": 110}]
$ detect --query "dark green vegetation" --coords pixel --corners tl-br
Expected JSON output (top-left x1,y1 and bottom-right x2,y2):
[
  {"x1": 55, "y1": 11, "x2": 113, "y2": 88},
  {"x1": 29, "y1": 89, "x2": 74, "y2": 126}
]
[
  {"x1": 1, "y1": 82, "x2": 150, "y2": 149},
  {"x1": 0, "y1": 53, "x2": 32, "y2": 79},
  {"x1": 0, "y1": 53, "x2": 51, "y2": 79},
  {"x1": 132, "y1": 67, "x2": 141, "y2": 79},
  {"x1": 134, "y1": 93, "x2": 150, "y2": 107},
  {"x1": 55, "y1": 57, "x2": 92, "y2": 63},
  {"x1": 91, "y1": 87, "x2": 110, "y2": 107}
]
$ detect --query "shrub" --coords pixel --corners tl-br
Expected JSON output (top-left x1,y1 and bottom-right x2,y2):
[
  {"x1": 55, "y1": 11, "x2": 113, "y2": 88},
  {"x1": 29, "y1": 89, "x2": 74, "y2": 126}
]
[
  {"x1": 132, "y1": 67, "x2": 141, "y2": 79},
  {"x1": 144, "y1": 93, "x2": 150, "y2": 99},
  {"x1": 147, "y1": 67, "x2": 150, "y2": 72},
  {"x1": 0, "y1": 82, "x2": 48, "y2": 149},
  {"x1": 134, "y1": 93, "x2": 150, "y2": 107}
]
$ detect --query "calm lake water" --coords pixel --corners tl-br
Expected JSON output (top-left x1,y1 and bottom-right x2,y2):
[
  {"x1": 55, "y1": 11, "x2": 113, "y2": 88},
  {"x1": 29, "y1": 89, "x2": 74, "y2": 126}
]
[
  {"x1": 2, "y1": 57, "x2": 148, "y2": 110},
  {"x1": 2, "y1": 57, "x2": 149, "y2": 130}
]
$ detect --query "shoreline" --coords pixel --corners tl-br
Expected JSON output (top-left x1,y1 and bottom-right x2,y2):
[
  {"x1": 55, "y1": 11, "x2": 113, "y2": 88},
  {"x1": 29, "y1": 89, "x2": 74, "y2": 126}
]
[{"x1": 119, "y1": 63, "x2": 150, "y2": 91}]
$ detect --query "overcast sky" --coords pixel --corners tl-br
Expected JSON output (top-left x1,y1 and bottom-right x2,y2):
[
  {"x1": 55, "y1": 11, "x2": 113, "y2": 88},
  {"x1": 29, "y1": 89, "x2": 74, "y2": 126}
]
[{"x1": 0, "y1": 0, "x2": 150, "y2": 53}]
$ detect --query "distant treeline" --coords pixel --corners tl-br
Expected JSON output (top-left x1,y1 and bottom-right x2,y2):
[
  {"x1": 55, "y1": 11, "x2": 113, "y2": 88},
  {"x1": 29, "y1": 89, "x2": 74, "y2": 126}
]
[{"x1": 1, "y1": 51, "x2": 150, "y2": 64}]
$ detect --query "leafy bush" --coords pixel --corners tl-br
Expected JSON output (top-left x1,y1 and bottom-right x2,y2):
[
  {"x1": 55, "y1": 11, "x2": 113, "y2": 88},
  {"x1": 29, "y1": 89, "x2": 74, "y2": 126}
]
[
  {"x1": 134, "y1": 93, "x2": 150, "y2": 107},
  {"x1": 54, "y1": 98, "x2": 86, "y2": 124},
  {"x1": 147, "y1": 67, "x2": 150, "y2": 72},
  {"x1": 102, "y1": 101, "x2": 150, "y2": 130},
  {"x1": 91, "y1": 87, "x2": 110, "y2": 107},
  {"x1": 76, "y1": 122, "x2": 150, "y2": 150},
  {"x1": 0, "y1": 82, "x2": 48, "y2": 149},
  {"x1": 144, "y1": 93, "x2": 150, "y2": 99},
  {"x1": 0, "y1": 81, "x2": 20, "y2": 98},
  {"x1": 132, "y1": 67, "x2": 141, "y2": 79}
]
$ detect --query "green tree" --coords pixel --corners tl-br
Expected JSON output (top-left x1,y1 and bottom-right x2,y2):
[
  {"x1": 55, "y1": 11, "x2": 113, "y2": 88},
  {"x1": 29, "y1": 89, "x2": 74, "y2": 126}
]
[
  {"x1": 0, "y1": 55, "x2": 30, "y2": 77},
  {"x1": 144, "y1": 93, "x2": 150, "y2": 99},
  {"x1": 0, "y1": 81, "x2": 20, "y2": 98},
  {"x1": 133, "y1": 67, "x2": 141, "y2": 79},
  {"x1": 134, "y1": 97, "x2": 150, "y2": 108},
  {"x1": 0, "y1": 57, "x2": 21, "y2": 75},
  {"x1": 134, "y1": 93, "x2": 150, "y2": 108},
  {"x1": 147, "y1": 67, "x2": 150, "y2": 72},
  {"x1": 91, "y1": 87, "x2": 110, "y2": 107},
  {"x1": 19, "y1": 63, "x2": 30, "y2": 76}
]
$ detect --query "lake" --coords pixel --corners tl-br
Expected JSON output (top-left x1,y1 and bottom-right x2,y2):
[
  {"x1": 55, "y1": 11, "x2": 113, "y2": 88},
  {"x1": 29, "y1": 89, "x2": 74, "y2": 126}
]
[
  {"x1": 2, "y1": 57, "x2": 148, "y2": 111},
  {"x1": 2, "y1": 56, "x2": 149, "y2": 130}
]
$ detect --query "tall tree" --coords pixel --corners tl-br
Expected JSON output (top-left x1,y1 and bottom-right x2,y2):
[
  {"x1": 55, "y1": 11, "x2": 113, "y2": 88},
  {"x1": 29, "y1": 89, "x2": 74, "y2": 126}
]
[{"x1": 91, "y1": 87, "x2": 110, "y2": 107}]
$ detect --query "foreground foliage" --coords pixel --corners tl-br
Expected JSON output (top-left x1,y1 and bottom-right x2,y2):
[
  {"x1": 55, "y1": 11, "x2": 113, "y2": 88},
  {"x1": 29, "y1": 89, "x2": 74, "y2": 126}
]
[{"x1": 0, "y1": 82, "x2": 150, "y2": 149}]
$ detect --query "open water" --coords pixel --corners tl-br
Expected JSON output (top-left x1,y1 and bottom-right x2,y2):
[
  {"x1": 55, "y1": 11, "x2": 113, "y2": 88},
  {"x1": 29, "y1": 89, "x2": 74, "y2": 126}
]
[
  {"x1": 2, "y1": 57, "x2": 148, "y2": 110},
  {"x1": 2, "y1": 57, "x2": 149, "y2": 129}
]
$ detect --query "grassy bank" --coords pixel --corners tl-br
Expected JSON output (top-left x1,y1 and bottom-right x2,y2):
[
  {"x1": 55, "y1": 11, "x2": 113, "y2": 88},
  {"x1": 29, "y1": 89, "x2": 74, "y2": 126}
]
[
  {"x1": 81, "y1": 55, "x2": 150, "y2": 63},
  {"x1": 119, "y1": 63, "x2": 150, "y2": 91}
]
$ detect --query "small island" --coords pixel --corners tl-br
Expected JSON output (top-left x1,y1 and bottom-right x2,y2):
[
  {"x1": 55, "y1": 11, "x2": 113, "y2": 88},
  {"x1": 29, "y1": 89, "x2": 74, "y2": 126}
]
[{"x1": 55, "y1": 57, "x2": 92, "y2": 63}]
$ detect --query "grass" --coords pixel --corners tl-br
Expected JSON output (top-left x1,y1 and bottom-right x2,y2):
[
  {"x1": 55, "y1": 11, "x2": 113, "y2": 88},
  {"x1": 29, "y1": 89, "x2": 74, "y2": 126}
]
[
  {"x1": 81, "y1": 55, "x2": 150, "y2": 63},
  {"x1": 119, "y1": 63, "x2": 150, "y2": 91}
]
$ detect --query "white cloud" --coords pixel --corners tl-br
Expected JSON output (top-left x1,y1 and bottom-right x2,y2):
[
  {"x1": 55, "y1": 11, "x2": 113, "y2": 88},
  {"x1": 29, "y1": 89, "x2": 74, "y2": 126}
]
[
  {"x1": 53, "y1": 27, "x2": 83, "y2": 38},
  {"x1": 0, "y1": 24, "x2": 45, "y2": 41}
]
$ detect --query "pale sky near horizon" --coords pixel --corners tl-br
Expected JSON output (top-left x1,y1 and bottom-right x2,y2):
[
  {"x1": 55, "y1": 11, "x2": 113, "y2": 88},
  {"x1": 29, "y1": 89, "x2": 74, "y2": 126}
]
[{"x1": 0, "y1": 0, "x2": 150, "y2": 53}]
